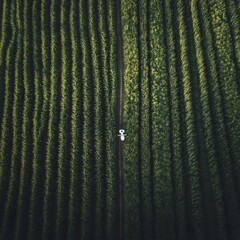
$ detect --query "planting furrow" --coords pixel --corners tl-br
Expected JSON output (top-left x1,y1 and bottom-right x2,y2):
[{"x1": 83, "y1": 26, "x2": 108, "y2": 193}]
[
  {"x1": 67, "y1": 0, "x2": 82, "y2": 239},
  {"x1": 136, "y1": 1, "x2": 154, "y2": 239},
  {"x1": 29, "y1": 2, "x2": 51, "y2": 236},
  {"x1": 190, "y1": 0, "x2": 227, "y2": 239},
  {"x1": 122, "y1": 0, "x2": 141, "y2": 239},
  {"x1": 96, "y1": 0, "x2": 114, "y2": 238},
  {"x1": 36, "y1": 0, "x2": 51, "y2": 141},
  {"x1": 198, "y1": 1, "x2": 238, "y2": 239},
  {"x1": 42, "y1": 0, "x2": 61, "y2": 239},
  {"x1": 172, "y1": 1, "x2": 197, "y2": 238},
  {"x1": 55, "y1": 0, "x2": 72, "y2": 239},
  {"x1": 164, "y1": 0, "x2": 188, "y2": 239},
  {"x1": 80, "y1": 1, "x2": 95, "y2": 239},
  {"x1": 105, "y1": 0, "x2": 119, "y2": 239},
  {"x1": 149, "y1": 0, "x2": 176, "y2": 239},
  {"x1": 28, "y1": 0, "x2": 45, "y2": 238},
  {"x1": 88, "y1": 0, "x2": 105, "y2": 239},
  {"x1": 175, "y1": 0, "x2": 206, "y2": 238},
  {"x1": 183, "y1": 0, "x2": 217, "y2": 237},
  {"x1": 207, "y1": 0, "x2": 240, "y2": 236},
  {"x1": 15, "y1": 0, "x2": 34, "y2": 238}
]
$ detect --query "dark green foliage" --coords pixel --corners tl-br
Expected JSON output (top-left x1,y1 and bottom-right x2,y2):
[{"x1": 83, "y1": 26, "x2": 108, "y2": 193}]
[
  {"x1": 0, "y1": 0, "x2": 16, "y2": 202},
  {"x1": 190, "y1": 0, "x2": 227, "y2": 239},
  {"x1": 42, "y1": 0, "x2": 61, "y2": 239},
  {"x1": 28, "y1": 0, "x2": 45, "y2": 238},
  {"x1": 122, "y1": 0, "x2": 142, "y2": 239},
  {"x1": 67, "y1": 0, "x2": 82, "y2": 239},
  {"x1": 165, "y1": 0, "x2": 187, "y2": 238},
  {"x1": 0, "y1": 0, "x2": 240, "y2": 239},
  {"x1": 121, "y1": 0, "x2": 240, "y2": 240},
  {"x1": 55, "y1": 0, "x2": 72, "y2": 239},
  {"x1": 0, "y1": 0, "x2": 12, "y2": 133},
  {"x1": 0, "y1": 1, "x2": 23, "y2": 239},
  {"x1": 0, "y1": 0, "x2": 118, "y2": 239},
  {"x1": 15, "y1": 0, "x2": 34, "y2": 239}
]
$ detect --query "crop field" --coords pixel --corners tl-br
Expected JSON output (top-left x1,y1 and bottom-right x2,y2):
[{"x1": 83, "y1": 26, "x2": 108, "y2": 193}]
[{"x1": 0, "y1": 0, "x2": 240, "y2": 240}]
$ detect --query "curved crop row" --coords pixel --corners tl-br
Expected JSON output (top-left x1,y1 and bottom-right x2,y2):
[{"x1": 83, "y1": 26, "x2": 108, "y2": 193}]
[
  {"x1": 15, "y1": 0, "x2": 34, "y2": 239},
  {"x1": 121, "y1": 0, "x2": 142, "y2": 239},
  {"x1": 67, "y1": 0, "x2": 82, "y2": 239},
  {"x1": 164, "y1": 0, "x2": 188, "y2": 238},
  {"x1": 42, "y1": 0, "x2": 61, "y2": 239}
]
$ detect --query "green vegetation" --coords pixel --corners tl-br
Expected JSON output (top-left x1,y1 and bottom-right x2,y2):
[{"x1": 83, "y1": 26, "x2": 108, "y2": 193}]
[
  {"x1": 0, "y1": 0, "x2": 118, "y2": 239},
  {"x1": 122, "y1": 0, "x2": 240, "y2": 240},
  {"x1": 0, "y1": 0, "x2": 240, "y2": 239}
]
